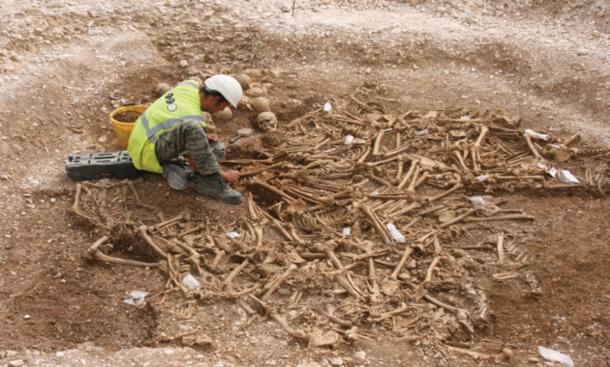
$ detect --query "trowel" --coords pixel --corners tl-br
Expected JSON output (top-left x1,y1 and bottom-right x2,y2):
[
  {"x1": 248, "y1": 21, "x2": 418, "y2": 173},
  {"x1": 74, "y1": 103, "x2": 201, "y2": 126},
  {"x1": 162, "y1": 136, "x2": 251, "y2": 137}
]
[{"x1": 229, "y1": 127, "x2": 254, "y2": 144}]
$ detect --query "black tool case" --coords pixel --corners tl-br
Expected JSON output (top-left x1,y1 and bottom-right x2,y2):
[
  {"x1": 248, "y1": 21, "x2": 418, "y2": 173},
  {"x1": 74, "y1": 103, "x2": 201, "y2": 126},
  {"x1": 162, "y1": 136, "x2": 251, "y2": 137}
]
[{"x1": 65, "y1": 151, "x2": 145, "y2": 181}]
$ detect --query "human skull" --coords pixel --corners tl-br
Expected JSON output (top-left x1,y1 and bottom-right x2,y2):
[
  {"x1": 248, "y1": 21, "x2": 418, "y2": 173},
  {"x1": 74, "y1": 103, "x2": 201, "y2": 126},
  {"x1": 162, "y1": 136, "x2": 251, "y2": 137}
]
[
  {"x1": 246, "y1": 86, "x2": 266, "y2": 98},
  {"x1": 251, "y1": 97, "x2": 271, "y2": 112},
  {"x1": 213, "y1": 107, "x2": 233, "y2": 122},
  {"x1": 244, "y1": 68, "x2": 263, "y2": 79},
  {"x1": 235, "y1": 74, "x2": 252, "y2": 90},
  {"x1": 256, "y1": 112, "x2": 277, "y2": 132}
]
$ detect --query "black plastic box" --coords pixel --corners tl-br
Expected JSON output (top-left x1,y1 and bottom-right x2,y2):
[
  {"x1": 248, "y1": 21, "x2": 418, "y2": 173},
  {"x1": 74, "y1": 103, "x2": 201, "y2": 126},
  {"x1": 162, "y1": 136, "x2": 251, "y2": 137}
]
[{"x1": 65, "y1": 151, "x2": 144, "y2": 181}]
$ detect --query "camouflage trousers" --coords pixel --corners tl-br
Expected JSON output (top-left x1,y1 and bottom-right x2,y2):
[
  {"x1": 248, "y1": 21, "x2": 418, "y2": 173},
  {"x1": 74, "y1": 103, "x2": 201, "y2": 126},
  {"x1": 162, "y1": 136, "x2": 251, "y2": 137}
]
[{"x1": 154, "y1": 120, "x2": 225, "y2": 175}]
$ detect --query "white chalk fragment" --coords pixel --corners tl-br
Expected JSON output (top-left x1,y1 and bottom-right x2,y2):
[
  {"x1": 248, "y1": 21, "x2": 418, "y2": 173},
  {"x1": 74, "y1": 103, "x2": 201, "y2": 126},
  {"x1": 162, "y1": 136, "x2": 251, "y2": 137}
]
[
  {"x1": 469, "y1": 196, "x2": 486, "y2": 207},
  {"x1": 386, "y1": 223, "x2": 406, "y2": 243},
  {"x1": 557, "y1": 170, "x2": 579, "y2": 185},
  {"x1": 323, "y1": 102, "x2": 332, "y2": 113},
  {"x1": 182, "y1": 274, "x2": 201, "y2": 290},
  {"x1": 415, "y1": 129, "x2": 429, "y2": 137},
  {"x1": 123, "y1": 290, "x2": 150, "y2": 306},
  {"x1": 538, "y1": 346, "x2": 574, "y2": 367},
  {"x1": 225, "y1": 231, "x2": 241, "y2": 239},
  {"x1": 342, "y1": 226, "x2": 351, "y2": 237},
  {"x1": 524, "y1": 128, "x2": 550, "y2": 141},
  {"x1": 344, "y1": 135, "x2": 354, "y2": 145}
]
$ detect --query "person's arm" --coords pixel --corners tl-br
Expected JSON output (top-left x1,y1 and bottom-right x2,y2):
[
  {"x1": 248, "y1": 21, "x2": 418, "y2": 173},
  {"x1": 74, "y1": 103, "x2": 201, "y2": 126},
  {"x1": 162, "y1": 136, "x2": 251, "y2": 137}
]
[{"x1": 206, "y1": 133, "x2": 220, "y2": 142}]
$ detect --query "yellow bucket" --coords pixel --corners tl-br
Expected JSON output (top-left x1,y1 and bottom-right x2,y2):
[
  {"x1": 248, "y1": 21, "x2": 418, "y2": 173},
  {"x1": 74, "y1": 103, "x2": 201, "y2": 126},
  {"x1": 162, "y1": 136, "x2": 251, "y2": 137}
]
[{"x1": 109, "y1": 104, "x2": 147, "y2": 148}]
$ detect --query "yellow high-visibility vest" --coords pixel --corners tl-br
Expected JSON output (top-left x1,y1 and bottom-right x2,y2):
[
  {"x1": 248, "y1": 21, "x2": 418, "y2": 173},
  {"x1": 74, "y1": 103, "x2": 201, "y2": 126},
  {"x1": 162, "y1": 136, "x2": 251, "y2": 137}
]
[{"x1": 127, "y1": 80, "x2": 206, "y2": 173}]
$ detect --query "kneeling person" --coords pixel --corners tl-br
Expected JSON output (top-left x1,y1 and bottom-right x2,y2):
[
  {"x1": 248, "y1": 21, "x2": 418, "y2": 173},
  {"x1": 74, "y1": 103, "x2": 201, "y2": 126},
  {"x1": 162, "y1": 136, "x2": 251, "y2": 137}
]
[{"x1": 127, "y1": 74, "x2": 243, "y2": 204}]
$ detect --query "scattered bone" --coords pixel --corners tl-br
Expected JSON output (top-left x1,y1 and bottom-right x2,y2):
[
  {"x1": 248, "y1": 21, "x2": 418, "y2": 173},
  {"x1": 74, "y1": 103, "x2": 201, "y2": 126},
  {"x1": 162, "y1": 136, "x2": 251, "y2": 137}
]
[
  {"x1": 138, "y1": 226, "x2": 170, "y2": 258},
  {"x1": 496, "y1": 233, "x2": 505, "y2": 264},
  {"x1": 87, "y1": 236, "x2": 159, "y2": 267},
  {"x1": 224, "y1": 259, "x2": 249, "y2": 286},
  {"x1": 76, "y1": 87, "x2": 606, "y2": 349},
  {"x1": 391, "y1": 246, "x2": 414, "y2": 280},
  {"x1": 423, "y1": 256, "x2": 442, "y2": 283},
  {"x1": 262, "y1": 263, "x2": 297, "y2": 301}
]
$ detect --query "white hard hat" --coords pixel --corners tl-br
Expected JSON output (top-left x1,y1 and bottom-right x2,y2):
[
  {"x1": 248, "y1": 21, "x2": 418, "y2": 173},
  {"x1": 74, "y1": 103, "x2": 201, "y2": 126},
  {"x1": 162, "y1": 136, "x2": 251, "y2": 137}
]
[{"x1": 204, "y1": 74, "x2": 243, "y2": 108}]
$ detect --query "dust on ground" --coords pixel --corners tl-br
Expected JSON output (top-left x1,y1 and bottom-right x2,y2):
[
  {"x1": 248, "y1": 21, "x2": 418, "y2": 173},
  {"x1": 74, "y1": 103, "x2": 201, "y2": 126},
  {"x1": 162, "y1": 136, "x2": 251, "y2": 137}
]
[{"x1": 0, "y1": 1, "x2": 608, "y2": 366}]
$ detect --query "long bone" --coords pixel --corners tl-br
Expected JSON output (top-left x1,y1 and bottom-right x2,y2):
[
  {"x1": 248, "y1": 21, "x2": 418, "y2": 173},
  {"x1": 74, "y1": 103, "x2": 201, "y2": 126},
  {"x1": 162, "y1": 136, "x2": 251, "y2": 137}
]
[
  {"x1": 361, "y1": 205, "x2": 393, "y2": 244},
  {"x1": 414, "y1": 171, "x2": 430, "y2": 188},
  {"x1": 137, "y1": 226, "x2": 169, "y2": 258},
  {"x1": 73, "y1": 183, "x2": 82, "y2": 212},
  {"x1": 406, "y1": 165, "x2": 422, "y2": 192},
  {"x1": 367, "y1": 155, "x2": 402, "y2": 167},
  {"x1": 564, "y1": 133, "x2": 581, "y2": 146},
  {"x1": 523, "y1": 134, "x2": 543, "y2": 160},
  {"x1": 370, "y1": 302, "x2": 409, "y2": 322},
  {"x1": 391, "y1": 246, "x2": 414, "y2": 280},
  {"x1": 368, "y1": 172, "x2": 393, "y2": 187},
  {"x1": 87, "y1": 236, "x2": 159, "y2": 267},
  {"x1": 439, "y1": 208, "x2": 477, "y2": 229},
  {"x1": 470, "y1": 125, "x2": 489, "y2": 173},
  {"x1": 151, "y1": 210, "x2": 190, "y2": 232},
  {"x1": 262, "y1": 263, "x2": 298, "y2": 301},
  {"x1": 496, "y1": 233, "x2": 505, "y2": 264},
  {"x1": 248, "y1": 295, "x2": 308, "y2": 340},
  {"x1": 397, "y1": 161, "x2": 419, "y2": 190},
  {"x1": 357, "y1": 146, "x2": 372, "y2": 163},
  {"x1": 313, "y1": 308, "x2": 353, "y2": 327},
  {"x1": 395, "y1": 158, "x2": 405, "y2": 183},
  {"x1": 223, "y1": 259, "x2": 249, "y2": 285},
  {"x1": 424, "y1": 294, "x2": 473, "y2": 332},
  {"x1": 383, "y1": 199, "x2": 408, "y2": 217},
  {"x1": 426, "y1": 182, "x2": 463, "y2": 202},
  {"x1": 252, "y1": 180, "x2": 300, "y2": 203},
  {"x1": 423, "y1": 256, "x2": 442, "y2": 283},
  {"x1": 365, "y1": 241, "x2": 382, "y2": 303},
  {"x1": 388, "y1": 202, "x2": 421, "y2": 218},
  {"x1": 318, "y1": 242, "x2": 364, "y2": 299},
  {"x1": 372, "y1": 129, "x2": 385, "y2": 156},
  {"x1": 452, "y1": 150, "x2": 470, "y2": 172}
]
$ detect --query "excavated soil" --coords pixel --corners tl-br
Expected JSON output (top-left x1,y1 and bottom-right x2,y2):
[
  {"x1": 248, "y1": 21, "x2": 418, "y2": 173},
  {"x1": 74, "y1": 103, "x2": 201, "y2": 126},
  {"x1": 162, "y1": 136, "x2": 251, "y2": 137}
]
[
  {"x1": 0, "y1": 1, "x2": 608, "y2": 366},
  {"x1": 112, "y1": 110, "x2": 142, "y2": 124}
]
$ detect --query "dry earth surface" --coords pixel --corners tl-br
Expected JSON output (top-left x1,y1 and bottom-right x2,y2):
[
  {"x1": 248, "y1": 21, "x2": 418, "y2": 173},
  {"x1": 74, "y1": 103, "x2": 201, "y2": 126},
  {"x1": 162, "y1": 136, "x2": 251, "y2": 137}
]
[{"x1": 0, "y1": 0, "x2": 608, "y2": 366}]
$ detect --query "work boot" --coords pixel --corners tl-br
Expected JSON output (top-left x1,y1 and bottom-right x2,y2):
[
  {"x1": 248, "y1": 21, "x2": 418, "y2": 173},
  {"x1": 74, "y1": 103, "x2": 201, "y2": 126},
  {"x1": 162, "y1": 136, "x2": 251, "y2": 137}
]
[
  {"x1": 163, "y1": 163, "x2": 189, "y2": 191},
  {"x1": 195, "y1": 173, "x2": 242, "y2": 205}
]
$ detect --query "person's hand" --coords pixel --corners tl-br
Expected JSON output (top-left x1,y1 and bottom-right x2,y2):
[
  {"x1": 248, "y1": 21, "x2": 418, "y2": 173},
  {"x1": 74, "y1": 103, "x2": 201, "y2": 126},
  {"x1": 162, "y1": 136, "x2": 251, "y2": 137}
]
[
  {"x1": 220, "y1": 169, "x2": 240, "y2": 183},
  {"x1": 207, "y1": 133, "x2": 220, "y2": 142}
]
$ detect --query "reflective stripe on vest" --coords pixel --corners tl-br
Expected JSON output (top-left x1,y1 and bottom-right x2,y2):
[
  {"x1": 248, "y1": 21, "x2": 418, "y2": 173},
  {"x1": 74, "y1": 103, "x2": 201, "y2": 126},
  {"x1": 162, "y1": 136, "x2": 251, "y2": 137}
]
[{"x1": 141, "y1": 113, "x2": 205, "y2": 143}]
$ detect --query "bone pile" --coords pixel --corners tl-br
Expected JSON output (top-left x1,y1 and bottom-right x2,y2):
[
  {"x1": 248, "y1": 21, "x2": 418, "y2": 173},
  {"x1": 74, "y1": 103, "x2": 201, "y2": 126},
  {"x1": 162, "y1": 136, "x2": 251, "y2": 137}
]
[{"x1": 75, "y1": 88, "x2": 609, "y2": 347}]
